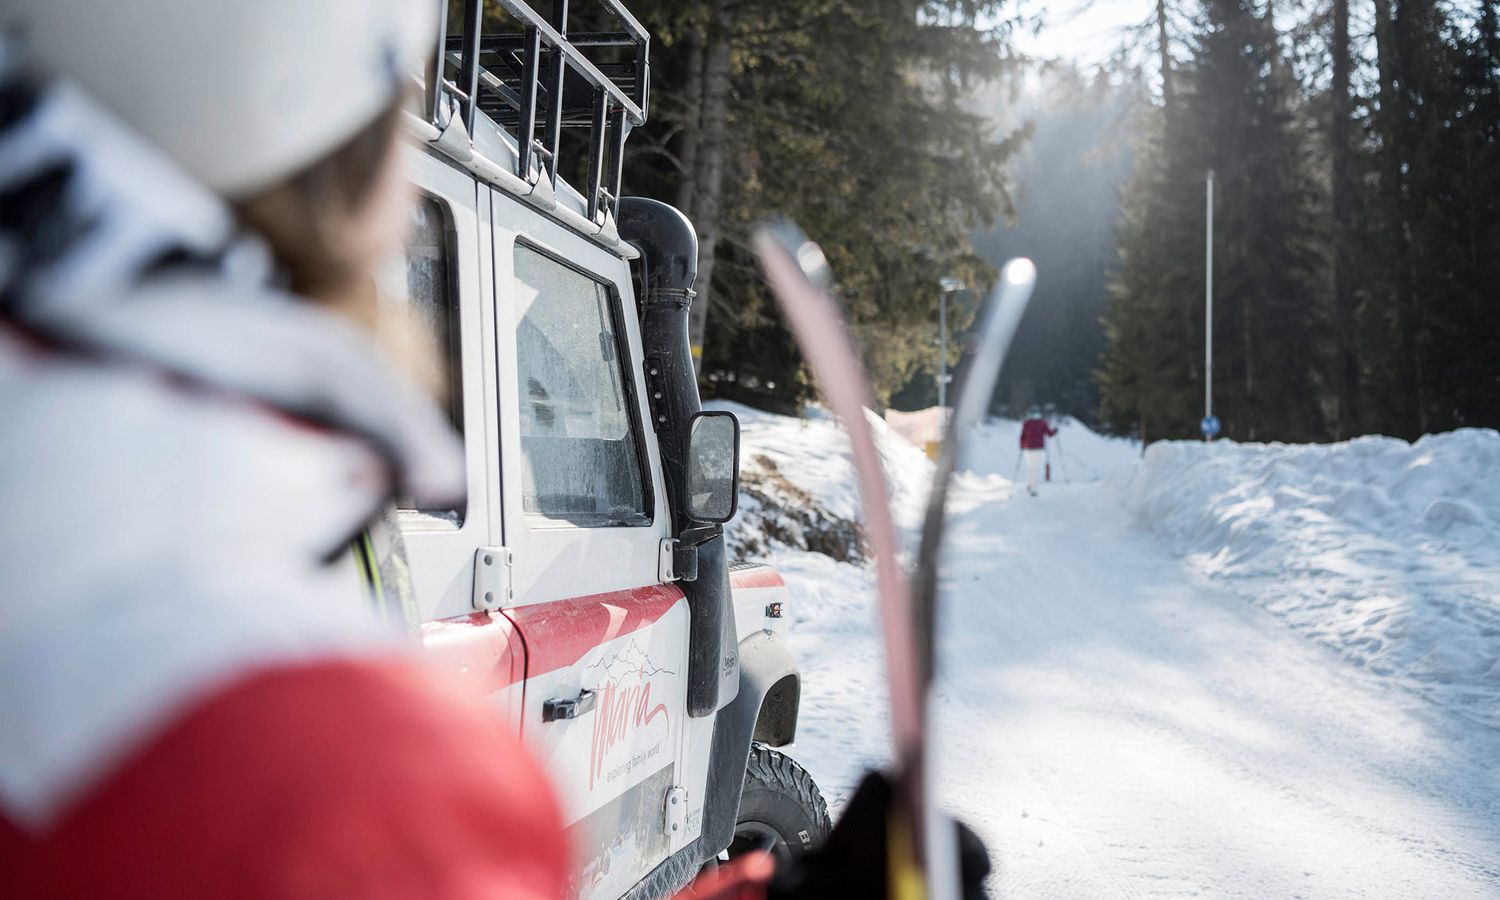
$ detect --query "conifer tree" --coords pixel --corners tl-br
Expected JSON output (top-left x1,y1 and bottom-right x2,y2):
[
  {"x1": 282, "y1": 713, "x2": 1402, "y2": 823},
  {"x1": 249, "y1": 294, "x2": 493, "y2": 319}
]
[
  {"x1": 1357, "y1": 0, "x2": 1500, "y2": 436},
  {"x1": 626, "y1": 0, "x2": 1023, "y2": 404},
  {"x1": 1098, "y1": 105, "x2": 1205, "y2": 441},
  {"x1": 1101, "y1": 0, "x2": 1327, "y2": 442}
]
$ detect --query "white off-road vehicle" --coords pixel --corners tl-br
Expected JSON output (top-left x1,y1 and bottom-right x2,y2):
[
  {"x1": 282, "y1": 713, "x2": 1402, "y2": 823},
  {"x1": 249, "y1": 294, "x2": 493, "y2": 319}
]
[{"x1": 368, "y1": 2, "x2": 829, "y2": 896}]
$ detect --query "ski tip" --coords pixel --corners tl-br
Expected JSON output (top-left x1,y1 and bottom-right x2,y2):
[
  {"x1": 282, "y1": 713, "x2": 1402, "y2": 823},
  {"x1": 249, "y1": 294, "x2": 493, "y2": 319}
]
[
  {"x1": 754, "y1": 219, "x2": 833, "y2": 289},
  {"x1": 1001, "y1": 257, "x2": 1037, "y2": 287}
]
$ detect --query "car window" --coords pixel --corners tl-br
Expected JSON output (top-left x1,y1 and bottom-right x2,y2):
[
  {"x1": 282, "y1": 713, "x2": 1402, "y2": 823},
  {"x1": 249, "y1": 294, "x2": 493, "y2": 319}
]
[
  {"x1": 375, "y1": 194, "x2": 465, "y2": 523},
  {"x1": 512, "y1": 244, "x2": 649, "y2": 526}
]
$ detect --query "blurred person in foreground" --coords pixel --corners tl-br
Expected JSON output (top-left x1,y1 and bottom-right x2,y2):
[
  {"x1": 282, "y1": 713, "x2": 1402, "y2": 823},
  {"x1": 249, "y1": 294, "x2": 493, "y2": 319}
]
[{"x1": 0, "y1": 2, "x2": 583, "y2": 896}]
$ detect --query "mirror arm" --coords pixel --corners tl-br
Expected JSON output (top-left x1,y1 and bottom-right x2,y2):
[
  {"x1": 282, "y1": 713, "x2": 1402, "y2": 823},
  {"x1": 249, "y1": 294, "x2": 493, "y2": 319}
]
[
  {"x1": 676, "y1": 523, "x2": 720, "y2": 547},
  {"x1": 667, "y1": 523, "x2": 722, "y2": 584}
]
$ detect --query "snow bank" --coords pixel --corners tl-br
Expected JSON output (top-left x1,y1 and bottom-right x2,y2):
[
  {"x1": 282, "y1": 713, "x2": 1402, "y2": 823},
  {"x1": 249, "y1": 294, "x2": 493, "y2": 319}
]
[
  {"x1": 707, "y1": 400, "x2": 934, "y2": 801},
  {"x1": 1125, "y1": 429, "x2": 1500, "y2": 728},
  {"x1": 708, "y1": 402, "x2": 942, "y2": 804},
  {"x1": 710, "y1": 400, "x2": 933, "y2": 560}
]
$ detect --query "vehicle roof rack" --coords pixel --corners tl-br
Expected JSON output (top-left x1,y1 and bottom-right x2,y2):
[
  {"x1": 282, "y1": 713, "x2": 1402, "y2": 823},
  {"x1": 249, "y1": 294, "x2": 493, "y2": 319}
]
[{"x1": 423, "y1": 0, "x2": 649, "y2": 225}]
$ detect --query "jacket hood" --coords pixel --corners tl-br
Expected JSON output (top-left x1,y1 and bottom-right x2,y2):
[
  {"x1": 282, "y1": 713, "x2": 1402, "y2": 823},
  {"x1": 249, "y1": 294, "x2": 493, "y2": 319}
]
[{"x1": 0, "y1": 41, "x2": 463, "y2": 508}]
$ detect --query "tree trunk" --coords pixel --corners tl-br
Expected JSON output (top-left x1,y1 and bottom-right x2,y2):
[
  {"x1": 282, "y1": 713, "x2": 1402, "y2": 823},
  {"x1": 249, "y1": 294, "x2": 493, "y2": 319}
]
[
  {"x1": 1264, "y1": 0, "x2": 1279, "y2": 64},
  {"x1": 1372, "y1": 0, "x2": 1423, "y2": 436},
  {"x1": 1483, "y1": 1, "x2": 1500, "y2": 110},
  {"x1": 685, "y1": 0, "x2": 732, "y2": 371},
  {"x1": 674, "y1": 19, "x2": 705, "y2": 218},
  {"x1": 1157, "y1": 0, "x2": 1174, "y2": 107},
  {"x1": 1330, "y1": 0, "x2": 1357, "y2": 437}
]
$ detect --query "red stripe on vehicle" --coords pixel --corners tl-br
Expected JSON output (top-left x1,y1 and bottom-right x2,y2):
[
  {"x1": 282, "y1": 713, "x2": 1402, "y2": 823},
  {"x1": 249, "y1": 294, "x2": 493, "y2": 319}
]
[
  {"x1": 729, "y1": 566, "x2": 785, "y2": 591},
  {"x1": 505, "y1": 584, "x2": 686, "y2": 679},
  {"x1": 420, "y1": 612, "x2": 528, "y2": 694}
]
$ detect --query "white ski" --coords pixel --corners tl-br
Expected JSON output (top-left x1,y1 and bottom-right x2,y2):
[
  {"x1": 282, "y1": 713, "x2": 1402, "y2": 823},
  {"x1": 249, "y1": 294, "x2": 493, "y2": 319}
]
[{"x1": 911, "y1": 257, "x2": 1037, "y2": 692}]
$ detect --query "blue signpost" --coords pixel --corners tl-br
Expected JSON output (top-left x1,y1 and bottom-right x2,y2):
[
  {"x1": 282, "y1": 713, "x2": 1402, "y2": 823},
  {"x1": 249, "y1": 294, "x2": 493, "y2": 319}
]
[{"x1": 1201, "y1": 415, "x2": 1220, "y2": 440}]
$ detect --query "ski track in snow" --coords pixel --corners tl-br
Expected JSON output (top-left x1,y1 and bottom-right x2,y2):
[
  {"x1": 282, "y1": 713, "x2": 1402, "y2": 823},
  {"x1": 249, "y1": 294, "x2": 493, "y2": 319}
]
[{"x1": 728, "y1": 407, "x2": 1500, "y2": 898}]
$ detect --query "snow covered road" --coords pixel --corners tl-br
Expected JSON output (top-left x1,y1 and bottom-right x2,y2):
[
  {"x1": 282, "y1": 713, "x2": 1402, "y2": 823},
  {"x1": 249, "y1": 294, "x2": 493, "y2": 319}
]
[{"x1": 786, "y1": 475, "x2": 1500, "y2": 898}]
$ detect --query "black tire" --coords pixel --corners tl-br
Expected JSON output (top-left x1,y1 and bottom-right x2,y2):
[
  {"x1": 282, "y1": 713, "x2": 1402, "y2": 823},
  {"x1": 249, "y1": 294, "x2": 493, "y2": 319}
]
[{"x1": 725, "y1": 744, "x2": 832, "y2": 866}]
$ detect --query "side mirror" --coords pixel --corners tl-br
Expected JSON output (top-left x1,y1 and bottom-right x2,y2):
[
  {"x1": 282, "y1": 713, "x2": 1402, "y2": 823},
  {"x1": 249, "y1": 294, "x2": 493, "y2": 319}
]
[{"x1": 685, "y1": 410, "x2": 740, "y2": 523}]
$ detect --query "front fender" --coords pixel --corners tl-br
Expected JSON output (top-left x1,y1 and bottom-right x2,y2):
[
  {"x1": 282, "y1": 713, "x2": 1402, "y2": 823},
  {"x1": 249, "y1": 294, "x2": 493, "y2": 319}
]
[
  {"x1": 748, "y1": 635, "x2": 800, "y2": 746},
  {"x1": 699, "y1": 628, "x2": 801, "y2": 857}
]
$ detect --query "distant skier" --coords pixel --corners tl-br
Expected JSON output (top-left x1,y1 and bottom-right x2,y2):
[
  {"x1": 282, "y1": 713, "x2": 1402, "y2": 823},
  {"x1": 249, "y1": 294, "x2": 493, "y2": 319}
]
[{"x1": 1020, "y1": 406, "x2": 1057, "y2": 496}]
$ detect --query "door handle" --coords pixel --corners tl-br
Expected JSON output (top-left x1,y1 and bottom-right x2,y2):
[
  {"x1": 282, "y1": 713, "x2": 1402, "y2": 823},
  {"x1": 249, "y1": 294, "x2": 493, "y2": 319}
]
[{"x1": 543, "y1": 688, "x2": 597, "y2": 723}]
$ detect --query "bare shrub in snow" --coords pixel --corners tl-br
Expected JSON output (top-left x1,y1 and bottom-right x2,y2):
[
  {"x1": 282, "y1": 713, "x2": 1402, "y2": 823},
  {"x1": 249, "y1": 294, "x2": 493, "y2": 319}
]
[{"x1": 727, "y1": 454, "x2": 864, "y2": 563}]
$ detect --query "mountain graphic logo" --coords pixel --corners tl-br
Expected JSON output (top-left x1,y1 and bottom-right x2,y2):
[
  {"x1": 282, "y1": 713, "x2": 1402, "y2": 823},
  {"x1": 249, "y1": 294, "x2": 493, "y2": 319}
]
[
  {"x1": 583, "y1": 639, "x2": 677, "y2": 684},
  {"x1": 586, "y1": 640, "x2": 675, "y2": 790}
]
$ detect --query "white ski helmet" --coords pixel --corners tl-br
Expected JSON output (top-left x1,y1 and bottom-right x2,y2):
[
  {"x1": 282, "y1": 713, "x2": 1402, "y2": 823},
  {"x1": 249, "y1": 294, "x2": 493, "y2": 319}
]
[{"x1": 3, "y1": 0, "x2": 438, "y2": 199}]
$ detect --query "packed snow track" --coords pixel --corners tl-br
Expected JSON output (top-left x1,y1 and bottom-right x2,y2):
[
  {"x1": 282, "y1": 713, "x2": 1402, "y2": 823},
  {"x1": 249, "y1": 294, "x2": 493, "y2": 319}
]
[
  {"x1": 723, "y1": 407, "x2": 1500, "y2": 898},
  {"x1": 928, "y1": 479, "x2": 1500, "y2": 897}
]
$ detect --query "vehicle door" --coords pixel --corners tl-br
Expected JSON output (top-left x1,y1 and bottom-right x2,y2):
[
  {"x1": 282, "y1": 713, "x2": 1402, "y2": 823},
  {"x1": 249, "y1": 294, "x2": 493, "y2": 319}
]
[
  {"x1": 383, "y1": 146, "x2": 525, "y2": 728},
  {"x1": 491, "y1": 190, "x2": 689, "y2": 897}
]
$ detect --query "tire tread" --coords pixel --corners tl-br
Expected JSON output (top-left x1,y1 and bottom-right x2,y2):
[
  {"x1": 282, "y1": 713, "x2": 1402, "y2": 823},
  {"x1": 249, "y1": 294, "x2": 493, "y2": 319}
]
[{"x1": 742, "y1": 743, "x2": 832, "y2": 837}]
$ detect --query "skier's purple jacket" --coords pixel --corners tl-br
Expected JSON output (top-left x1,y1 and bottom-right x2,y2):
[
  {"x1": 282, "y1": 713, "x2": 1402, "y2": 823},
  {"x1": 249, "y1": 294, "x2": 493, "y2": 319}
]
[{"x1": 1020, "y1": 418, "x2": 1057, "y2": 450}]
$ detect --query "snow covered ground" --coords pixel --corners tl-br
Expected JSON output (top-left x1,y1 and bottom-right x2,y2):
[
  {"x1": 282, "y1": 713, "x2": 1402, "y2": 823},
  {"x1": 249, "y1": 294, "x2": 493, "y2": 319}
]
[
  {"x1": 1127, "y1": 432, "x2": 1500, "y2": 730},
  {"x1": 714, "y1": 401, "x2": 1500, "y2": 898}
]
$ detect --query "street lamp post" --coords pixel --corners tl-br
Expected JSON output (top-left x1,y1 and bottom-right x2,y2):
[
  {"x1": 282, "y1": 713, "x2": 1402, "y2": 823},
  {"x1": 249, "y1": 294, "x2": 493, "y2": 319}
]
[
  {"x1": 1204, "y1": 169, "x2": 1216, "y2": 443},
  {"x1": 937, "y1": 277, "x2": 964, "y2": 413}
]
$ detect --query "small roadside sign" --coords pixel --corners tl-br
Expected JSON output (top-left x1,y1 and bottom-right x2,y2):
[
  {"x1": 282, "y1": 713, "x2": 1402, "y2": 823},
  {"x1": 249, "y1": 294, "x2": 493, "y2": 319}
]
[{"x1": 1200, "y1": 415, "x2": 1221, "y2": 438}]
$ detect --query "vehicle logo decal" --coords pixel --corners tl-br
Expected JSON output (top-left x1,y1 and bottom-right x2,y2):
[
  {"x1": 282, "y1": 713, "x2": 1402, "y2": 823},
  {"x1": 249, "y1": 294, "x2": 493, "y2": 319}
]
[{"x1": 586, "y1": 642, "x2": 676, "y2": 790}]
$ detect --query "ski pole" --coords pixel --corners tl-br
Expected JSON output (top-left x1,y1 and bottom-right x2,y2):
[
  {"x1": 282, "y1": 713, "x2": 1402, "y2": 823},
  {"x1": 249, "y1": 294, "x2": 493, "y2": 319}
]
[{"x1": 1054, "y1": 432, "x2": 1070, "y2": 483}]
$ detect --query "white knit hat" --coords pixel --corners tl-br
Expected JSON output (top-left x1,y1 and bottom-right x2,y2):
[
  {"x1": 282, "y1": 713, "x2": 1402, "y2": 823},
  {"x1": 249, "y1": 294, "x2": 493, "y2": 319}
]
[{"x1": 4, "y1": 0, "x2": 438, "y2": 198}]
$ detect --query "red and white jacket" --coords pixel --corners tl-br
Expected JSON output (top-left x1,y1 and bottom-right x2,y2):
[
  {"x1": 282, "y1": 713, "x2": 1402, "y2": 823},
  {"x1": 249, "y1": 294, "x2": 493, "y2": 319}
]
[{"x1": 0, "y1": 51, "x2": 575, "y2": 898}]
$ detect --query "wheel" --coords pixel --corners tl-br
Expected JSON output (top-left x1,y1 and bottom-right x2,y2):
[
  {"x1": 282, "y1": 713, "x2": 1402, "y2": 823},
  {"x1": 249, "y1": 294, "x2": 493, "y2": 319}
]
[{"x1": 724, "y1": 744, "x2": 832, "y2": 867}]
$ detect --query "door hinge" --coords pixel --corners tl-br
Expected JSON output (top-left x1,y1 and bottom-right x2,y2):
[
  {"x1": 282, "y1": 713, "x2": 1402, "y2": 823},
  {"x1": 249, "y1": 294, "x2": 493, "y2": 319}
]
[
  {"x1": 664, "y1": 786, "x2": 688, "y2": 837},
  {"x1": 659, "y1": 538, "x2": 677, "y2": 582},
  {"x1": 473, "y1": 546, "x2": 513, "y2": 611},
  {"x1": 659, "y1": 538, "x2": 700, "y2": 583}
]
